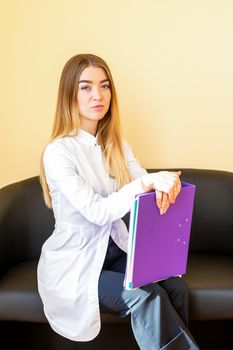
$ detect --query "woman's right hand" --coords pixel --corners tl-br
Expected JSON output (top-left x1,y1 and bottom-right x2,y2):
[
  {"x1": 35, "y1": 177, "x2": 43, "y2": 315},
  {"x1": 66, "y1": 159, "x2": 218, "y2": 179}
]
[{"x1": 141, "y1": 171, "x2": 182, "y2": 214}]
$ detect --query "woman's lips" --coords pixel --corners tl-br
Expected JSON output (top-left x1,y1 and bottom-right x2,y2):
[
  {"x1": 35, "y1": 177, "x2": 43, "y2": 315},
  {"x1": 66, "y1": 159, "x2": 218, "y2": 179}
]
[{"x1": 91, "y1": 105, "x2": 104, "y2": 111}]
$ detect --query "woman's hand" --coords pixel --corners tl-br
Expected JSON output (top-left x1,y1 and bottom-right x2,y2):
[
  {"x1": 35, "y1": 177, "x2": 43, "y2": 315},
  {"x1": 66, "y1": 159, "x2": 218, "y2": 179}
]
[
  {"x1": 155, "y1": 190, "x2": 170, "y2": 215},
  {"x1": 141, "y1": 171, "x2": 182, "y2": 214}
]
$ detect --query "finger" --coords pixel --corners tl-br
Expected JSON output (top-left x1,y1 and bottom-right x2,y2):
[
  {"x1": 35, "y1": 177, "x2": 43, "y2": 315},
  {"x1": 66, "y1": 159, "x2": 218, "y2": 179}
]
[
  {"x1": 163, "y1": 199, "x2": 171, "y2": 215},
  {"x1": 162, "y1": 193, "x2": 171, "y2": 214},
  {"x1": 155, "y1": 190, "x2": 163, "y2": 210},
  {"x1": 161, "y1": 192, "x2": 167, "y2": 210},
  {"x1": 168, "y1": 188, "x2": 176, "y2": 204},
  {"x1": 160, "y1": 192, "x2": 170, "y2": 215},
  {"x1": 168, "y1": 178, "x2": 177, "y2": 203},
  {"x1": 175, "y1": 183, "x2": 181, "y2": 199},
  {"x1": 172, "y1": 173, "x2": 182, "y2": 202}
]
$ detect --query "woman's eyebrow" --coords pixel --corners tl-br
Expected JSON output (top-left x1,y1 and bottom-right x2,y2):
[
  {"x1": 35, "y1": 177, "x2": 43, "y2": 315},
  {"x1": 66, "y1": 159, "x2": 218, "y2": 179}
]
[{"x1": 78, "y1": 79, "x2": 110, "y2": 84}]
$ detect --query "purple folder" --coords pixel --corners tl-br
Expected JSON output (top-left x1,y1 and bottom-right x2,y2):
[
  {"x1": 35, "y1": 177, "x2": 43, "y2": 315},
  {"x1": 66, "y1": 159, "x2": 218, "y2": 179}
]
[{"x1": 124, "y1": 182, "x2": 196, "y2": 290}]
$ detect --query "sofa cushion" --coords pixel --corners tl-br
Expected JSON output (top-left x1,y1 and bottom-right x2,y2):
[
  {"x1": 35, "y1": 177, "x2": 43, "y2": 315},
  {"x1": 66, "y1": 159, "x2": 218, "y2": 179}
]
[
  {"x1": 184, "y1": 254, "x2": 233, "y2": 320},
  {"x1": 0, "y1": 255, "x2": 232, "y2": 324},
  {"x1": 0, "y1": 260, "x2": 46, "y2": 322}
]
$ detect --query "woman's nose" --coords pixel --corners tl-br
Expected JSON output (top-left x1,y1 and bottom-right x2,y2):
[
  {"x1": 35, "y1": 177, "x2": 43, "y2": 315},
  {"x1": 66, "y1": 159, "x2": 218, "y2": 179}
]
[{"x1": 92, "y1": 88, "x2": 103, "y2": 101}]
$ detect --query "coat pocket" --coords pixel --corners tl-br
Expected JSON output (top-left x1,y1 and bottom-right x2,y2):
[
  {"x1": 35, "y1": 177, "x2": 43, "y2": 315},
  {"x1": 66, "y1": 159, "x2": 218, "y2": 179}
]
[{"x1": 40, "y1": 248, "x2": 84, "y2": 300}]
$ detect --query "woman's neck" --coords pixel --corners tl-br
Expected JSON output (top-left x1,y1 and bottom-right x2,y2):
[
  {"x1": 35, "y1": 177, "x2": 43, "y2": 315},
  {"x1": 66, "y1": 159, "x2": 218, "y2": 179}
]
[{"x1": 79, "y1": 118, "x2": 98, "y2": 136}]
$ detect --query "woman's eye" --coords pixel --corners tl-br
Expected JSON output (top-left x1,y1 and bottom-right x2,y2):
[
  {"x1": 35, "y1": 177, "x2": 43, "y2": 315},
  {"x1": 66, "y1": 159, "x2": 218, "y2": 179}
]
[
  {"x1": 80, "y1": 85, "x2": 91, "y2": 91},
  {"x1": 101, "y1": 84, "x2": 110, "y2": 90}
]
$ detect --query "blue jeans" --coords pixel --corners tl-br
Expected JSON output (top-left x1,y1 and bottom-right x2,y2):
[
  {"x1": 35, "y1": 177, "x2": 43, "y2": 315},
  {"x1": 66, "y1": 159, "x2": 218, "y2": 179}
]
[{"x1": 98, "y1": 238, "x2": 200, "y2": 349}]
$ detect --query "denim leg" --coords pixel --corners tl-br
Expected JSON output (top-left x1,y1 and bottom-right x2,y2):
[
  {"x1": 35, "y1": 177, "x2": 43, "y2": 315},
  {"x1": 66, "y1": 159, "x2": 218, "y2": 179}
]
[
  {"x1": 158, "y1": 277, "x2": 189, "y2": 327},
  {"x1": 98, "y1": 271, "x2": 200, "y2": 350},
  {"x1": 128, "y1": 283, "x2": 199, "y2": 350}
]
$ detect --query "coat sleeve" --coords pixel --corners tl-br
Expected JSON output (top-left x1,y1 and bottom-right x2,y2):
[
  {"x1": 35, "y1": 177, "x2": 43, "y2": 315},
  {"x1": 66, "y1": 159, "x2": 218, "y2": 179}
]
[
  {"x1": 123, "y1": 141, "x2": 148, "y2": 179},
  {"x1": 43, "y1": 142, "x2": 144, "y2": 226}
]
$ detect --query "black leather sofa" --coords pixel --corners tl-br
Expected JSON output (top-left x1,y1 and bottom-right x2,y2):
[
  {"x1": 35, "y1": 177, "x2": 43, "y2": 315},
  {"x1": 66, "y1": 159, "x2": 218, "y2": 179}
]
[{"x1": 0, "y1": 169, "x2": 233, "y2": 350}]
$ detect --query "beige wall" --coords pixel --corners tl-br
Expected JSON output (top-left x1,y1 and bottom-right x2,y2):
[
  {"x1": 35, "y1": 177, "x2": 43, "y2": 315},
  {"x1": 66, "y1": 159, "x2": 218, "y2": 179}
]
[{"x1": 1, "y1": 0, "x2": 233, "y2": 188}]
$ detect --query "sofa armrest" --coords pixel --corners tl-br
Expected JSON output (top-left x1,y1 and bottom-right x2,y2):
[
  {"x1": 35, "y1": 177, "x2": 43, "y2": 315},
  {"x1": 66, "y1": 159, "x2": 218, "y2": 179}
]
[{"x1": 0, "y1": 181, "x2": 29, "y2": 278}]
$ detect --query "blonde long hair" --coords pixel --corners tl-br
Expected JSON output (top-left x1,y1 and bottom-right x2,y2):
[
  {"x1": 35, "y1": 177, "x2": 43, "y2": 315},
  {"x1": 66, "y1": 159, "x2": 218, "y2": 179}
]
[{"x1": 40, "y1": 54, "x2": 131, "y2": 208}]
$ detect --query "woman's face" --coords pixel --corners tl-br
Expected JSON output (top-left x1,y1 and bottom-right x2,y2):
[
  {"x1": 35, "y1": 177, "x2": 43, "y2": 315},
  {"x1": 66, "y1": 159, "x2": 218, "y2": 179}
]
[{"x1": 77, "y1": 66, "x2": 111, "y2": 133}]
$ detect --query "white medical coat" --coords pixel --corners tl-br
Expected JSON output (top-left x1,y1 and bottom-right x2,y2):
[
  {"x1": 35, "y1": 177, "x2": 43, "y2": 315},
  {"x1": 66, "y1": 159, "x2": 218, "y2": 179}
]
[{"x1": 37, "y1": 129, "x2": 147, "y2": 341}]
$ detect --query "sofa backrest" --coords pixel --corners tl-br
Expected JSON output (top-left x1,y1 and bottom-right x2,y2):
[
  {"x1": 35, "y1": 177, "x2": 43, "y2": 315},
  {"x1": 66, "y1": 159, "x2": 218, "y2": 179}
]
[
  {"x1": 124, "y1": 169, "x2": 233, "y2": 256},
  {"x1": 0, "y1": 177, "x2": 54, "y2": 266},
  {"x1": 177, "y1": 169, "x2": 233, "y2": 255},
  {"x1": 0, "y1": 169, "x2": 232, "y2": 265}
]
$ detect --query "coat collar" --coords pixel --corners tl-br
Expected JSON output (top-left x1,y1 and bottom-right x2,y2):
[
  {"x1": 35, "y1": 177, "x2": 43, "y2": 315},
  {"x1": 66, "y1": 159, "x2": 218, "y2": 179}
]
[{"x1": 77, "y1": 129, "x2": 98, "y2": 146}]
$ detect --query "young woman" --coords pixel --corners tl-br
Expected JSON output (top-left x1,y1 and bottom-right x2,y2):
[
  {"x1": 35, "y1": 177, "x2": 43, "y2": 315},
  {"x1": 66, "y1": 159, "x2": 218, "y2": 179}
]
[{"x1": 38, "y1": 54, "x2": 199, "y2": 349}]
